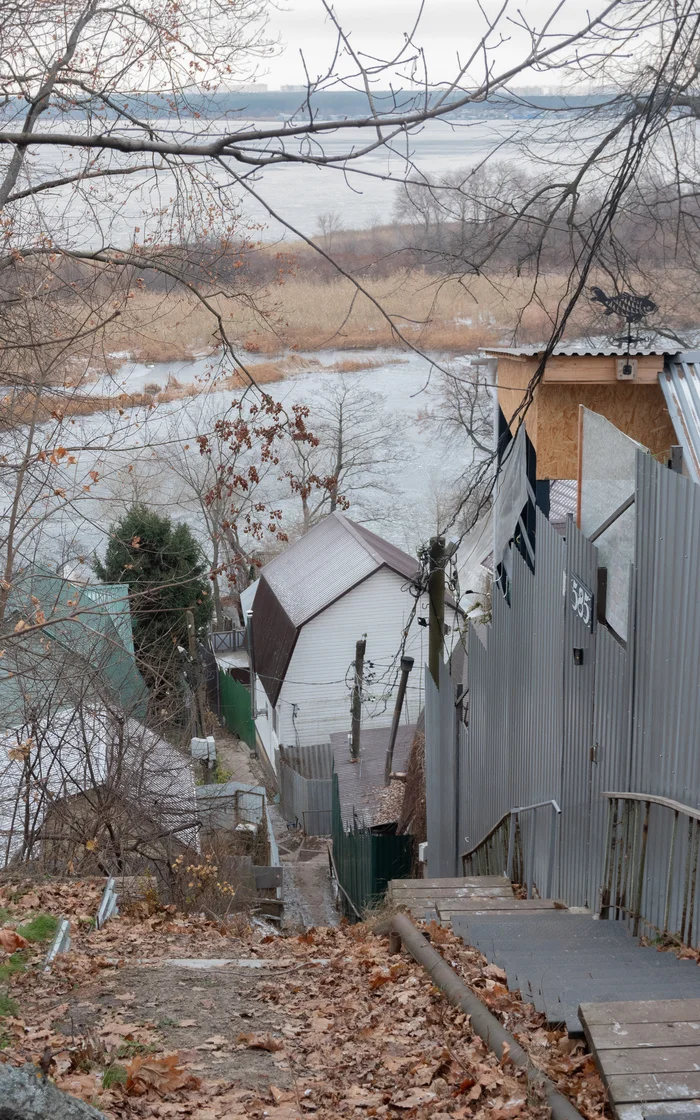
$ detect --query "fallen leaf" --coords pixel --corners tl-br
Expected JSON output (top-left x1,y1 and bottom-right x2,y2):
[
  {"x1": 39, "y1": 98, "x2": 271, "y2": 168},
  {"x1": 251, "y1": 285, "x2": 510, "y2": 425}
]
[
  {"x1": 393, "y1": 1088, "x2": 437, "y2": 1108},
  {"x1": 237, "y1": 1032, "x2": 284, "y2": 1052},
  {"x1": 125, "y1": 1053, "x2": 201, "y2": 1097},
  {"x1": 270, "y1": 1086, "x2": 294, "y2": 1104},
  {"x1": 0, "y1": 929, "x2": 28, "y2": 953}
]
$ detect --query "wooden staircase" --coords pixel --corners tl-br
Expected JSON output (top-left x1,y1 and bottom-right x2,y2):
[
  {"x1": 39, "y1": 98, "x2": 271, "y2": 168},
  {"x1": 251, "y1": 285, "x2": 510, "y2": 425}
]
[{"x1": 387, "y1": 875, "x2": 565, "y2": 923}]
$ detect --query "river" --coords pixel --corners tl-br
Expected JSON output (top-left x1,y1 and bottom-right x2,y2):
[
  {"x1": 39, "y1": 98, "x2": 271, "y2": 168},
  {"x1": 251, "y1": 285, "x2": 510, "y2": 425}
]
[{"x1": 20, "y1": 349, "x2": 479, "y2": 569}]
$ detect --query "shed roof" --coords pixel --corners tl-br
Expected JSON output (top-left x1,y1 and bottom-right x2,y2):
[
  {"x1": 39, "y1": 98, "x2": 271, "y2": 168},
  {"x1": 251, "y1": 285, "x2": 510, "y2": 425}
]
[
  {"x1": 482, "y1": 336, "x2": 674, "y2": 359},
  {"x1": 251, "y1": 513, "x2": 421, "y2": 705},
  {"x1": 659, "y1": 351, "x2": 700, "y2": 484}
]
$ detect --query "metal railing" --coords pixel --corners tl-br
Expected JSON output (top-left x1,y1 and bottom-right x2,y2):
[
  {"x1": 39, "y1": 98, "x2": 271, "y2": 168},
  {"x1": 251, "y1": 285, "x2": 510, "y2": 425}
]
[
  {"x1": 461, "y1": 799, "x2": 561, "y2": 899},
  {"x1": 600, "y1": 791, "x2": 700, "y2": 945}
]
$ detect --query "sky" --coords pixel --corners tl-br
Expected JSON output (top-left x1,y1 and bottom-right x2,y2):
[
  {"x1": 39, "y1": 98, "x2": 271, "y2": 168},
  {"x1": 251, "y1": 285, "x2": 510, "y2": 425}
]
[{"x1": 260, "y1": 0, "x2": 611, "y2": 91}]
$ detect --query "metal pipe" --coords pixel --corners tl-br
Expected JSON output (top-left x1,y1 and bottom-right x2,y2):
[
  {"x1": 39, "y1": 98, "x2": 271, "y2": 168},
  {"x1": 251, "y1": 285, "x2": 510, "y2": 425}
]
[
  {"x1": 527, "y1": 811, "x2": 536, "y2": 899},
  {"x1": 384, "y1": 913, "x2": 585, "y2": 1120},
  {"x1": 685, "y1": 824, "x2": 694, "y2": 945},
  {"x1": 506, "y1": 810, "x2": 516, "y2": 879},
  {"x1": 547, "y1": 804, "x2": 558, "y2": 898},
  {"x1": 383, "y1": 655, "x2": 414, "y2": 785}
]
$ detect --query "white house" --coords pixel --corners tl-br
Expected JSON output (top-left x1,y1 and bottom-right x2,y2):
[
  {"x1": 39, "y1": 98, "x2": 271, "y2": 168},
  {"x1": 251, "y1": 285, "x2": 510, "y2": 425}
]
[{"x1": 242, "y1": 513, "x2": 460, "y2": 766}]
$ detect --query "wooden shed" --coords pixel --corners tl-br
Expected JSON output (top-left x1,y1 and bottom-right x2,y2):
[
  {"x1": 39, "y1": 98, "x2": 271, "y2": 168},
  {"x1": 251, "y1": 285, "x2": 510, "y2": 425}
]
[{"x1": 483, "y1": 343, "x2": 676, "y2": 479}]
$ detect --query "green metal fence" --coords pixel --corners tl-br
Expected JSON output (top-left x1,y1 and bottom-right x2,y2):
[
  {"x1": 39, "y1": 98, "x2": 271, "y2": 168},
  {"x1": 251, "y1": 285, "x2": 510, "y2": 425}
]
[
  {"x1": 331, "y1": 773, "x2": 414, "y2": 919},
  {"x1": 219, "y1": 671, "x2": 255, "y2": 749}
]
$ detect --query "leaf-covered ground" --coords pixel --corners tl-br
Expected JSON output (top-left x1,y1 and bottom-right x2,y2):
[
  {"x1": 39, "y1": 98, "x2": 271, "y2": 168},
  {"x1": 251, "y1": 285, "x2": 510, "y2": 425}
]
[{"x1": 0, "y1": 879, "x2": 610, "y2": 1120}]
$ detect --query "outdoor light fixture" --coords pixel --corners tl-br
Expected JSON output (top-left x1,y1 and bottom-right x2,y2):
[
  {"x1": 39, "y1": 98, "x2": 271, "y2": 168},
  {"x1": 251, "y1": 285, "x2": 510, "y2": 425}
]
[{"x1": 573, "y1": 647, "x2": 584, "y2": 666}]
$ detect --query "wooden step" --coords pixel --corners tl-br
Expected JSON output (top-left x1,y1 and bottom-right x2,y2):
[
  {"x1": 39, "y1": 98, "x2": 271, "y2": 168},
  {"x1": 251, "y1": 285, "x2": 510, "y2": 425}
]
[
  {"x1": 579, "y1": 999, "x2": 700, "y2": 1119},
  {"x1": 437, "y1": 898, "x2": 564, "y2": 918}
]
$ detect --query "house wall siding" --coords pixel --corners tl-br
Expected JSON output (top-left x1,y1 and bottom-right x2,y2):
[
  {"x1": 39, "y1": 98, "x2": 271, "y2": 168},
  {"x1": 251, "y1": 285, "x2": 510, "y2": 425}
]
[{"x1": 276, "y1": 567, "x2": 458, "y2": 748}]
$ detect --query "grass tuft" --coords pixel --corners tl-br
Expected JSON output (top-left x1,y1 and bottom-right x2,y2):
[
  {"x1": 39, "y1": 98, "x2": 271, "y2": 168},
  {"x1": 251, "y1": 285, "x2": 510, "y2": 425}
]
[
  {"x1": 0, "y1": 952, "x2": 26, "y2": 984},
  {"x1": 17, "y1": 913, "x2": 58, "y2": 943},
  {"x1": 0, "y1": 992, "x2": 18, "y2": 1018},
  {"x1": 102, "y1": 1063, "x2": 128, "y2": 1088}
]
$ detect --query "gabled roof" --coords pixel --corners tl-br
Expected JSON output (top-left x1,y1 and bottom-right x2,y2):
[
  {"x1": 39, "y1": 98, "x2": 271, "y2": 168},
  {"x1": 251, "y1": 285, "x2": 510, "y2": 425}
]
[
  {"x1": 261, "y1": 512, "x2": 420, "y2": 628},
  {"x1": 251, "y1": 513, "x2": 421, "y2": 705}
]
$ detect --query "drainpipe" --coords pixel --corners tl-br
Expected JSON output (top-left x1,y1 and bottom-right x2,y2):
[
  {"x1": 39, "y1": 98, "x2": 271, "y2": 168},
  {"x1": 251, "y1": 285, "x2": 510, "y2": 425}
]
[
  {"x1": 384, "y1": 655, "x2": 414, "y2": 785},
  {"x1": 246, "y1": 610, "x2": 266, "y2": 720}
]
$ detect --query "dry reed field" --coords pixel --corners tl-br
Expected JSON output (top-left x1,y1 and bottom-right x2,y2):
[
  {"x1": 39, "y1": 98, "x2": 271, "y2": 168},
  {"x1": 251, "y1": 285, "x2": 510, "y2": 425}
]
[
  {"x1": 101, "y1": 271, "x2": 578, "y2": 364},
  {"x1": 101, "y1": 264, "x2": 698, "y2": 368}
]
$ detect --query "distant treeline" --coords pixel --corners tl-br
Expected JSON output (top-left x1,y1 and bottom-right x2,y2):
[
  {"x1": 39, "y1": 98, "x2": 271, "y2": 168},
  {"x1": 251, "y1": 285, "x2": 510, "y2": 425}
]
[{"x1": 0, "y1": 89, "x2": 606, "y2": 122}]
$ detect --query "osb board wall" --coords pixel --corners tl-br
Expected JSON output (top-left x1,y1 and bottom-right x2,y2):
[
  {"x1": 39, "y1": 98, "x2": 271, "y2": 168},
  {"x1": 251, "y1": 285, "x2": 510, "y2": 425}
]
[
  {"x1": 539, "y1": 354, "x2": 664, "y2": 383},
  {"x1": 535, "y1": 383, "x2": 676, "y2": 479},
  {"x1": 497, "y1": 356, "x2": 538, "y2": 445}
]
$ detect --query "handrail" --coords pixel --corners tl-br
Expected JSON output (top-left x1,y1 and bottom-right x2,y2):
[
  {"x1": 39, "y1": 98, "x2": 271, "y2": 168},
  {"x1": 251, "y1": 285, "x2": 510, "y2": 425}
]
[
  {"x1": 601, "y1": 792, "x2": 700, "y2": 945},
  {"x1": 460, "y1": 810, "x2": 511, "y2": 862},
  {"x1": 602, "y1": 790, "x2": 700, "y2": 821},
  {"x1": 461, "y1": 799, "x2": 561, "y2": 900}
]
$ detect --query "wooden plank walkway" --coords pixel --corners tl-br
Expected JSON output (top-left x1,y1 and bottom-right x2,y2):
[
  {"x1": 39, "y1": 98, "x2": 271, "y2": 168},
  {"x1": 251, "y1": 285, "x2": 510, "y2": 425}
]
[
  {"x1": 387, "y1": 876, "x2": 562, "y2": 921},
  {"x1": 579, "y1": 999, "x2": 700, "y2": 1120},
  {"x1": 388, "y1": 876, "x2": 514, "y2": 918}
]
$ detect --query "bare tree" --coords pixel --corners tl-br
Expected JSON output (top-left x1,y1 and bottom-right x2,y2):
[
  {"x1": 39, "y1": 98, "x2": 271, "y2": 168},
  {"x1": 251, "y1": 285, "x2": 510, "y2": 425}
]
[{"x1": 283, "y1": 376, "x2": 405, "y2": 532}]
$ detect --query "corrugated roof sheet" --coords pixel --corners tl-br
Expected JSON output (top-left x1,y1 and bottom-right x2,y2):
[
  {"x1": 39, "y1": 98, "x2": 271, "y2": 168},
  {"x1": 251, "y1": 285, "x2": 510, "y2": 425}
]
[
  {"x1": 483, "y1": 336, "x2": 673, "y2": 358},
  {"x1": 659, "y1": 352, "x2": 700, "y2": 484},
  {"x1": 262, "y1": 514, "x2": 379, "y2": 627},
  {"x1": 331, "y1": 724, "x2": 416, "y2": 827}
]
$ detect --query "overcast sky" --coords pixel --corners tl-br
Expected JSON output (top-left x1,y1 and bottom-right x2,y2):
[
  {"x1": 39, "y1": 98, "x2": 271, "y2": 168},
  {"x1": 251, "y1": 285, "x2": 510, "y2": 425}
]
[{"x1": 261, "y1": 0, "x2": 609, "y2": 90}]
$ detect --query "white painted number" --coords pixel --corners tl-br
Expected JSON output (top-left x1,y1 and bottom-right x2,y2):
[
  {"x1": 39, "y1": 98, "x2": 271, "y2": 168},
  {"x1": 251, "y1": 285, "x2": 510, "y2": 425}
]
[{"x1": 570, "y1": 576, "x2": 593, "y2": 629}]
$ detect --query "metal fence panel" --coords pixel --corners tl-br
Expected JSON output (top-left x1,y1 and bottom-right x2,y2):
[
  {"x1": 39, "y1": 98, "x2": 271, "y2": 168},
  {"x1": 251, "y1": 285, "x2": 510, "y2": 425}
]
[
  {"x1": 425, "y1": 659, "x2": 458, "y2": 877},
  {"x1": 331, "y1": 773, "x2": 413, "y2": 918},
  {"x1": 279, "y1": 743, "x2": 334, "y2": 779},
  {"x1": 219, "y1": 672, "x2": 255, "y2": 748},
  {"x1": 589, "y1": 625, "x2": 630, "y2": 908},
  {"x1": 559, "y1": 519, "x2": 598, "y2": 907},
  {"x1": 460, "y1": 512, "x2": 565, "y2": 895},
  {"x1": 427, "y1": 444, "x2": 700, "y2": 943}
]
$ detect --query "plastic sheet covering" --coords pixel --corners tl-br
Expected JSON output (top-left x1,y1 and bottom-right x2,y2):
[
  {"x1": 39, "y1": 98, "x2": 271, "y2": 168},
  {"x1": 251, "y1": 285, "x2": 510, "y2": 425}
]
[
  {"x1": 579, "y1": 408, "x2": 639, "y2": 640},
  {"x1": 493, "y1": 424, "x2": 527, "y2": 570}
]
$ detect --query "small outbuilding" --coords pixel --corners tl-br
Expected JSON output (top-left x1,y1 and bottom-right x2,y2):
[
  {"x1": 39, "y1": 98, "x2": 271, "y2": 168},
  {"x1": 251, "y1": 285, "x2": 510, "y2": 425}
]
[{"x1": 243, "y1": 513, "x2": 460, "y2": 764}]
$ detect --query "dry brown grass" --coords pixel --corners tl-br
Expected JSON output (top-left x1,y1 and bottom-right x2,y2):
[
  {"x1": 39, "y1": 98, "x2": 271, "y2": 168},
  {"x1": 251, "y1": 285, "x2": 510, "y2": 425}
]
[
  {"x1": 97, "y1": 272, "x2": 560, "y2": 364},
  {"x1": 59, "y1": 265, "x2": 700, "y2": 375},
  {"x1": 0, "y1": 377, "x2": 201, "y2": 427}
]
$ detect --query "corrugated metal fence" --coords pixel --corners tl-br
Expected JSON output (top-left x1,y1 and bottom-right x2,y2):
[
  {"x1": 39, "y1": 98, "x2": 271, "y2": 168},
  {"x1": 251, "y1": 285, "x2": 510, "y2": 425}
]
[
  {"x1": 428, "y1": 451, "x2": 700, "y2": 938},
  {"x1": 279, "y1": 743, "x2": 334, "y2": 835},
  {"x1": 331, "y1": 773, "x2": 414, "y2": 918}
]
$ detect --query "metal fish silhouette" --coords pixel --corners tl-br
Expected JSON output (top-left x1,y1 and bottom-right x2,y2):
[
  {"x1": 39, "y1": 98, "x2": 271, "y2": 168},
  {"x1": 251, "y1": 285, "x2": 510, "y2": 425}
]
[{"x1": 590, "y1": 287, "x2": 657, "y2": 322}]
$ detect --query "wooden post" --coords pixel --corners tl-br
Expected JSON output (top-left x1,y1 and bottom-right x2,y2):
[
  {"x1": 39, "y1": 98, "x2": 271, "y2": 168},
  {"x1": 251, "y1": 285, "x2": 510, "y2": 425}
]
[
  {"x1": 384, "y1": 655, "x2": 414, "y2": 784},
  {"x1": 350, "y1": 636, "x2": 366, "y2": 761},
  {"x1": 428, "y1": 536, "x2": 445, "y2": 688},
  {"x1": 186, "y1": 608, "x2": 207, "y2": 743}
]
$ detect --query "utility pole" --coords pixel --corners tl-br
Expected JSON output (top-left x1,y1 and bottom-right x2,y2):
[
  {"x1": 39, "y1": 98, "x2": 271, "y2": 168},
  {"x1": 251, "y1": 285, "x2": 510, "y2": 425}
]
[
  {"x1": 186, "y1": 608, "x2": 207, "y2": 741},
  {"x1": 428, "y1": 535, "x2": 446, "y2": 688},
  {"x1": 350, "y1": 636, "x2": 366, "y2": 761},
  {"x1": 384, "y1": 655, "x2": 414, "y2": 784}
]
